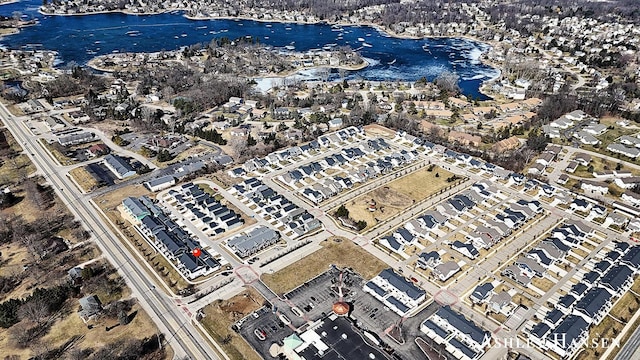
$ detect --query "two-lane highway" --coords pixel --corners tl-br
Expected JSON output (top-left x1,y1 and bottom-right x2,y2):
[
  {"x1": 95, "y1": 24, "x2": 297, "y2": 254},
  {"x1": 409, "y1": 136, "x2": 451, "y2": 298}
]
[{"x1": 0, "y1": 102, "x2": 220, "y2": 360}]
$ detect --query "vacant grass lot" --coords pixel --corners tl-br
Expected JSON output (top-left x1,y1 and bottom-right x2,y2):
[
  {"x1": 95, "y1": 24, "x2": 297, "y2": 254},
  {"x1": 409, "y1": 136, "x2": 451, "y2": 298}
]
[
  {"x1": 261, "y1": 237, "x2": 387, "y2": 296},
  {"x1": 344, "y1": 167, "x2": 453, "y2": 230},
  {"x1": 576, "y1": 315, "x2": 623, "y2": 360},
  {"x1": 200, "y1": 288, "x2": 264, "y2": 360},
  {"x1": 69, "y1": 166, "x2": 100, "y2": 192}
]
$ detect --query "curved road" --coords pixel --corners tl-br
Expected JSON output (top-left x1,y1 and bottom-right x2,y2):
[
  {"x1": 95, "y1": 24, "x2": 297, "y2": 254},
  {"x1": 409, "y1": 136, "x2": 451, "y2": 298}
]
[{"x1": 0, "y1": 102, "x2": 219, "y2": 360}]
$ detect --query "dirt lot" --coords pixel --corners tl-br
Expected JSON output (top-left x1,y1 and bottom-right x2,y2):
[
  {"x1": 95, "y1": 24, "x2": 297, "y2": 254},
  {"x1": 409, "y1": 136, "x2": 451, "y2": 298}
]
[
  {"x1": 363, "y1": 124, "x2": 396, "y2": 138},
  {"x1": 261, "y1": 237, "x2": 387, "y2": 295},
  {"x1": 94, "y1": 184, "x2": 150, "y2": 210},
  {"x1": 200, "y1": 288, "x2": 264, "y2": 360},
  {"x1": 345, "y1": 167, "x2": 453, "y2": 229}
]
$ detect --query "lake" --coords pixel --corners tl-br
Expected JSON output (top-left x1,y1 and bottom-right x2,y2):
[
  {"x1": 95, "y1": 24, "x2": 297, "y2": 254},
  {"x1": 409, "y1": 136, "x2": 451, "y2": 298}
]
[{"x1": 0, "y1": 0, "x2": 499, "y2": 99}]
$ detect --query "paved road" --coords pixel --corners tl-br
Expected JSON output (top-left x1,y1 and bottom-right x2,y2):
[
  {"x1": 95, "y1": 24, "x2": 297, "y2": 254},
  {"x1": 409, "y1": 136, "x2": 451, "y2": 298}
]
[
  {"x1": 0, "y1": 102, "x2": 220, "y2": 360},
  {"x1": 614, "y1": 317, "x2": 640, "y2": 360}
]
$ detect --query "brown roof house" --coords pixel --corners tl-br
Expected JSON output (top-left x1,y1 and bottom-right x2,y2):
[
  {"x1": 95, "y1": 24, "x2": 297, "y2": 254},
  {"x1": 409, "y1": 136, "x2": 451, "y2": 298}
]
[
  {"x1": 492, "y1": 136, "x2": 521, "y2": 153},
  {"x1": 448, "y1": 131, "x2": 481, "y2": 147},
  {"x1": 87, "y1": 143, "x2": 110, "y2": 157}
]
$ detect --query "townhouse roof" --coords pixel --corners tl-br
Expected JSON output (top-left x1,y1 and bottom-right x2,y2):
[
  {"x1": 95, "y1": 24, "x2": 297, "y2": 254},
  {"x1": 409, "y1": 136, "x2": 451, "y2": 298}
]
[
  {"x1": 547, "y1": 315, "x2": 589, "y2": 351},
  {"x1": 378, "y1": 268, "x2": 425, "y2": 300},
  {"x1": 575, "y1": 287, "x2": 612, "y2": 318},
  {"x1": 600, "y1": 265, "x2": 634, "y2": 292},
  {"x1": 104, "y1": 154, "x2": 134, "y2": 177},
  {"x1": 123, "y1": 197, "x2": 149, "y2": 218},
  {"x1": 435, "y1": 305, "x2": 489, "y2": 344}
]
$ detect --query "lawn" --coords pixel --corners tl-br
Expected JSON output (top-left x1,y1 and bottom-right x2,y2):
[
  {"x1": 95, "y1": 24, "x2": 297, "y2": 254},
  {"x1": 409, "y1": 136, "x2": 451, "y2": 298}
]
[
  {"x1": 631, "y1": 276, "x2": 640, "y2": 294},
  {"x1": 69, "y1": 166, "x2": 100, "y2": 192},
  {"x1": 576, "y1": 315, "x2": 624, "y2": 360},
  {"x1": 0, "y1": 128, "x2": 35, "y2": 185},
  {"x1": 261, "y1": 237, "x2": 387, "y2": 296},
  {"x1": 595, "y1": 117, "x2": 637, "y2": 145},
  {"x1": 531, "y1": 277, "x2": 556, "y2": 293},
  {"x1": 200, "y1": 288, "x2": 264, "y2": 360},
  {"x1": 609, "y1": 292, "x2": 640, "y2": 322},
  {"x1": 343, "y1": 167, "x2": 453, "y2": 230},
  {"x1": 0, "y1": 154, "x2": 33, "y2": 186}
]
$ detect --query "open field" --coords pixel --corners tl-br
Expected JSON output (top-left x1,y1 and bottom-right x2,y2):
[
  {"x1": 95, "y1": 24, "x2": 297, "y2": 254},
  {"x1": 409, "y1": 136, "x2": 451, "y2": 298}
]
[
  {"x1": 95, "y1": 184, "x2": 150, "y2": 210},
  {"x1": 576, "y1": 315, "x2": 624, "y2": 360},
  {"x1": 69, "y1": 166, "x2": 100, "y2": 192},
  {"x1": 39, "y1": 138, "x2": 72, "y2": 165},
  {"x1": 200, "y1": 288, "x2": 264, "y2": 360},
  {"x1": 0, "y1": 128, "x2": 35, "y2": 185},
  {"x1": 363, "y1": 124, "x2": 395, "y2": 137},
  {"x1": 261, "y1": 237, "x2": 387, "y2": 295},
  {"x1": 344, "y1": 167, "x2": 453, "y2": 230}
]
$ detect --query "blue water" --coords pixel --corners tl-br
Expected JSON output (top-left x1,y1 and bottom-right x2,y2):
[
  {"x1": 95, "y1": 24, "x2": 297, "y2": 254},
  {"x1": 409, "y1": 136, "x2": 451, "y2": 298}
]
[{"x1": 0, "y1": 0, "x2": 498, "y2": 99}]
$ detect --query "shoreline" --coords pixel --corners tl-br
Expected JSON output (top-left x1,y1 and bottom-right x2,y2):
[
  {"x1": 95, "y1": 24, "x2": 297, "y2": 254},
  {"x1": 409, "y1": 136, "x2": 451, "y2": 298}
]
[
  {"x1": 86, "y1": 50, "x2": 370, "y2": 78},
  {"x1": 36, "y1": 7, "x2": 500, "y2": 97},
  {"x1": 39, "y1": 7, "x2": 488, "y2": 44},
  {"x1": 0, "y1": 0, "x2": 21, "y2": 6}
]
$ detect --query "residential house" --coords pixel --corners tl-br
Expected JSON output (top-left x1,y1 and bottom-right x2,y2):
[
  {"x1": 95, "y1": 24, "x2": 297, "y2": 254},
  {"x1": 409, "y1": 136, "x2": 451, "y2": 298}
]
[
  {"x1": 426, "y1": 305, "x2": 491, "y2": 354},
  {"x1": 492, "y1": 136, "x2": 521, "y2": 153},
  {"x1": 607, "y1": 143, "x2": 640, "y2": 159},
  {"x1": 433, "y1": 261, "x2": 461, "y2": 282},
  {"x1": 544, "y1": 315, "x2": 589, "y2": 358},
  {"x1": 226, "y1": 226, "x2": 280, "y2": 258},
  {"x1": 574, "y1": 153, "x2": 592, "y2": 166},
  {"x1": 573, "y1": 287, "x2": 613, "y2": 324},
  {"x1": 451, "y1": 241, "x2": 479, "y2": 260},
  {"x1": 145, "y1": 175, "x2": 176, "y2": 192},
  {"x1": 565, "y1": 161, "x2": 579, "y2": 173},
  {"x1": 573, "y1": 131, "x2": 599, "y2": 145},
  {"x1": 581, "y1": 180, "x2": 609, "y2": 194},
  {"x1": 469, "y1": 283, "x2": 494, "y2": 304},
  {"x1": 103, "y1": 154, "x2": 136, "y2": 179},
  {"x1": 614, "y1": 177, "x2": 640, "y2": 190},
  {"x1": 448, "y1": 131, "x2": 481, "y2": 147},
  {"x1": 622, "y1": 191, "x2": 640, "y2": 207},
  {"x1": 78, "y1": 295, "x2": 102, "y2": 323},
  {"x1": 583, "y1": 123, "x2": 607, "y2": 136},
  {"x1": 417, "y1": 251, "x2": 441, "y2": 270},
  {"x1": 363, "y1": 268, "x2": 426, "y2": 316}
]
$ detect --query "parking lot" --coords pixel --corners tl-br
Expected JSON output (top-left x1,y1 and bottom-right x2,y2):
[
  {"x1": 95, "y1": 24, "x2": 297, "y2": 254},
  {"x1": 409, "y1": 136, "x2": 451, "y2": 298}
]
[{"x1": 239, "y1": 266, "x2": 438, "y2": 360}]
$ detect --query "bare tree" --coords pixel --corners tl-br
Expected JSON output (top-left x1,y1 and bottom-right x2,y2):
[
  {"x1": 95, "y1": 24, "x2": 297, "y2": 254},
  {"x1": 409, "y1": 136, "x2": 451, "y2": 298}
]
[
  {"x1": 229, "y1": 138, "x2": 248, "y2": 161},
  {"x1": 18, "y1": 298, "x2": 50, "y2": 325},
  {"x1": 434, "y1": 71, "x2": 460, "y2": 95}
]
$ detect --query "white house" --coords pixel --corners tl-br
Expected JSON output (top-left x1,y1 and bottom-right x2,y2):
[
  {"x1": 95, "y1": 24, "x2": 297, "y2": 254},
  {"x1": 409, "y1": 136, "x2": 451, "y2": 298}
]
[
  {"x1": 328, "y1": 118, "x2": 344, "y2": 128},
  {"x1": 581, "y1": 180, "x2": 608, "y2": 194},
  {"x1": 622, "y1": 191, "x2": 640, "y2": 207},
  {"x1": 363, "y1": 268, "x2": 426, "y2": 316},
  {"x1": 614, "y1": 177, "x2": 640, "y2": 190}
]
